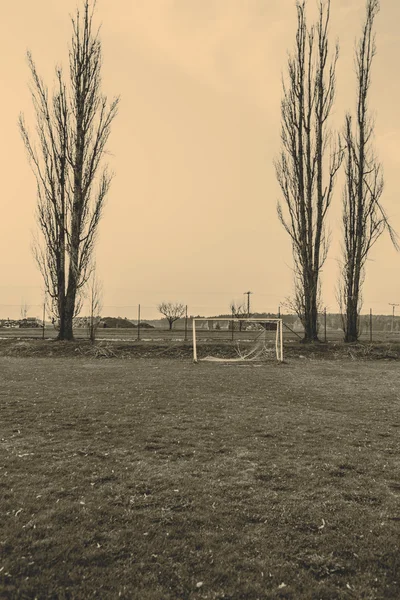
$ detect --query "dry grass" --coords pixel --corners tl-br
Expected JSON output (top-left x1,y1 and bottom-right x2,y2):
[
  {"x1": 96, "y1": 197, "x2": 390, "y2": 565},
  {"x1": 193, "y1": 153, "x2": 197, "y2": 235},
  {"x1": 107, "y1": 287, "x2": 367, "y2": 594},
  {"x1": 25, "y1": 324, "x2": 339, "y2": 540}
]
[
  {"x1": 1, "y1": 356, "x2": 399, "y2": 599},
  {"x1": 0, "y1": 337, "x2": 400, "y2": 362}
]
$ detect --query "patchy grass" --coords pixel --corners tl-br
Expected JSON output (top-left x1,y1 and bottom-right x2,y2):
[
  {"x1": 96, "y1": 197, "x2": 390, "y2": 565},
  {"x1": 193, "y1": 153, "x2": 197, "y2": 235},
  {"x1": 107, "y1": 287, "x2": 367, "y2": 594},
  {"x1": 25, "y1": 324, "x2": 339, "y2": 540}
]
[{"x1": 0, "y1": 357, "x2": 399, "y2": 599}]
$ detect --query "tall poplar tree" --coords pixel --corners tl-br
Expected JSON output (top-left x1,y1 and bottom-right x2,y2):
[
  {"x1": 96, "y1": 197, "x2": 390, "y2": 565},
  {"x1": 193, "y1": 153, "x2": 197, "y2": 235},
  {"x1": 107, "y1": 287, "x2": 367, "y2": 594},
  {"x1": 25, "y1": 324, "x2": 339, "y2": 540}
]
[
  {"x1": 340, "y1": 0, "x2": 397, "y2": 342},
  {"x1": 19, "y1": 1, "x2": 119, "y2": 340},
  {"x1": 275, "y1": 0, "x2": 342, "y2": 342}
]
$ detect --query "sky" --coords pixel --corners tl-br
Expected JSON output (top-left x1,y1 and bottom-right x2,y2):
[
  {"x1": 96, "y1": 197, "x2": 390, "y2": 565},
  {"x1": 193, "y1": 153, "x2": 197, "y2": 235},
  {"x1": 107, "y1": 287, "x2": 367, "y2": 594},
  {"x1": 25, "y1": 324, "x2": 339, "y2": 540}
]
[{"x1": 1, "y1": 0, "x2": 399, "y2": 320}]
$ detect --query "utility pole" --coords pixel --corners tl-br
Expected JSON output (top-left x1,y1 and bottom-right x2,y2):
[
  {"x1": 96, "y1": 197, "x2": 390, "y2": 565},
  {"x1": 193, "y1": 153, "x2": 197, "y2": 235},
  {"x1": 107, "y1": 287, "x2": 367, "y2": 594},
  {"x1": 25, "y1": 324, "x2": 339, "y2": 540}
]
[
  {"x1": 184, "y1": 305, "x2": 188, "y2": 342},
  {"x1": 137, "y1": 304, "x2": 141, "y2": 341},
  {"x1": 244, "y1": 291, "x2": 253, "y2": 318},
  {"x1": 389, "y1": 303, "x2": 399, "y2": 333},
  {"x1": 369, "y1": 308, "x2": 372, "y2": 343}
]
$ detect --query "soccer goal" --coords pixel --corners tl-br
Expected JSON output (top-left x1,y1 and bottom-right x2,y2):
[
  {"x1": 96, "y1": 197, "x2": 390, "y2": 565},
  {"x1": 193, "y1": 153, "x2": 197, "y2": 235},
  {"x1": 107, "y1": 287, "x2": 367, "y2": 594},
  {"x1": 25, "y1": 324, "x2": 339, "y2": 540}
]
[{"x1": 192, "y1": 318, "x2": 283, "y2": 363}]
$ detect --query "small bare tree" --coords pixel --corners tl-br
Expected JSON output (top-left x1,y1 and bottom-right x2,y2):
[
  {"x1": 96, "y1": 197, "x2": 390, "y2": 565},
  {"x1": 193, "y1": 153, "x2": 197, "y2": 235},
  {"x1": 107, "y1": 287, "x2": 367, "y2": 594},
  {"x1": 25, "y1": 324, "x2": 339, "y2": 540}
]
[
  {"x1": 282, "y1": 282, "x2": 323, "y2": 335},
  {"x1": 275, "y1": 0, "x2": 342, "y2": 342},
  {"x1": 87, "y1": 268, "x2": 103, "y2": 342},
  {"x1": 229, "y1": 300, "x2": 248, "y2": 331},
  {"x1": 157, "y1": 302, "x2": 185, "y2": 330},
  {"x1": 19, "y1": 1, "x2": 119, "y2": 341},
  {"x1": 20, "y1": 299, "x2": 30, "y2": 320},
  {"x1": 340, "y1": 0, "x2": 398, "y2": 342}
]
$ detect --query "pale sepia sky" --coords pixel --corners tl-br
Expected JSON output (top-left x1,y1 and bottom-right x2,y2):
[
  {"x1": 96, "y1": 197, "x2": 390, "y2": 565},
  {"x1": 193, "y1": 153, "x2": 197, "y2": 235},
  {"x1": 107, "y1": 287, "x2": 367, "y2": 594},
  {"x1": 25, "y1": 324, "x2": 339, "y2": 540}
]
[{"x1": 1, "y1": 0, "x2": 399, "y2": 320}]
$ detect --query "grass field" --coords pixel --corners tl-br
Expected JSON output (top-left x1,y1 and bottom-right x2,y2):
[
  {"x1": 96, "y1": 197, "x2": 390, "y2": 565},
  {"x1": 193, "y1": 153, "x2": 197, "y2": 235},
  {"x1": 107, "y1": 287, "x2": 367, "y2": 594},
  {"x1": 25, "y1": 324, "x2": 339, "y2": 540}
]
[{"x1": 1, "y1": 355, "x2": 399, "y2": 599}]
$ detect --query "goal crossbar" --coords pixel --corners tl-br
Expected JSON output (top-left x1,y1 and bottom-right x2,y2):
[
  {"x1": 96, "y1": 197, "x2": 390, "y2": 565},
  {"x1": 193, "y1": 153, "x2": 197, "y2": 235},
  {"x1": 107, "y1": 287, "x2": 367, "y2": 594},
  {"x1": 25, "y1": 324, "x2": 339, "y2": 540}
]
[{"x1": 192, "y1": 318, "x2": 283, "y2": 363}]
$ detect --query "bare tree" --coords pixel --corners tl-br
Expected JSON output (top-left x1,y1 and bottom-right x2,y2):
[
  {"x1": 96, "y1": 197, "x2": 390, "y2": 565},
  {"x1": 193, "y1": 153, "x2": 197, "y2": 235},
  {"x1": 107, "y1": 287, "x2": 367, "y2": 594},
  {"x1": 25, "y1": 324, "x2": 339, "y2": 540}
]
[
  {"x1": 229, "y1": 300, "x2": 248, "y2": 331},
  {"x1": 87, "y1": 268, "x2": 103, "y2": 342},
  {"x1": 282, "y1": 284, "x2": 323, "y2": 334},
  {"x1": 20, "y1": 299, "x2": 30, "y2": 320},
  {"x1": 340, "y1": 0, "x2": 398, "y2": 343},
  {"x1": 157, "y1": 302, "x2": 185, "y2": 330},
  {"x1": 19, "y1": 1, "x2": 119, "y2": 341},
  {"x1": 275, "y1": 0, "x2": 342, "y2": 342}
]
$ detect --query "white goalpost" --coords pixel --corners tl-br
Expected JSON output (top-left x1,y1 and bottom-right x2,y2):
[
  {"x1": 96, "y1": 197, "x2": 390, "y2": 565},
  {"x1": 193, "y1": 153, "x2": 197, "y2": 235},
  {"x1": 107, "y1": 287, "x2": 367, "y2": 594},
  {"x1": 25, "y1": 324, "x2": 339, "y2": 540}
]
[{"x1": 192, "y1": 318, "x2": 284, "y2": 363}]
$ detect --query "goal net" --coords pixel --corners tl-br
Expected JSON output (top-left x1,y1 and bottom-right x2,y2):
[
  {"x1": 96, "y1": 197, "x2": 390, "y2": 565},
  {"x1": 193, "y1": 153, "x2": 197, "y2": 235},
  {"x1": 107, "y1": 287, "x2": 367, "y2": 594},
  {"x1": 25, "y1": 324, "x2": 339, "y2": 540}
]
[{"x1": 192, "y1": 318, "x2": 283, "y2": 363}]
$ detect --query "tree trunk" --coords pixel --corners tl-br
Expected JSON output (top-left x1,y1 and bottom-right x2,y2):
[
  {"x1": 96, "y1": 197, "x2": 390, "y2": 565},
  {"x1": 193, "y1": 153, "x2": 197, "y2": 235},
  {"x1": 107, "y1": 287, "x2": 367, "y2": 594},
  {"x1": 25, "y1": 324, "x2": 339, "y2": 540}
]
[
  {"x1": 62, "y1": 255, "x2": 79, "y2": 340},
  {"x1": 61, "y1": 289, "x2": 76, "y2": 340},
  {"x1": 310, "y1": 291, "x2": 319, "y2": 342},
  {"x1": 57, "y1": 297, "x2": 67, "y2": 340},
  {"x1": 345, "y1": 296, "x2": 358, "y2": 342},
  {"x1": 89, "y1": 319, "x2": 95, "y2": 343},
  {"x1": 302, "y1": 270, "x2": 319, "y2": 342},
  {"x1": 303, "y1": 299, "x2": 319, "y2": 342}
]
